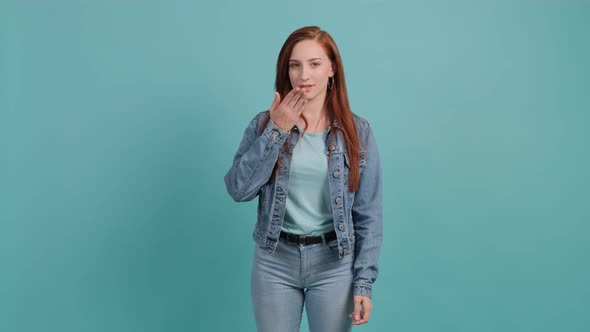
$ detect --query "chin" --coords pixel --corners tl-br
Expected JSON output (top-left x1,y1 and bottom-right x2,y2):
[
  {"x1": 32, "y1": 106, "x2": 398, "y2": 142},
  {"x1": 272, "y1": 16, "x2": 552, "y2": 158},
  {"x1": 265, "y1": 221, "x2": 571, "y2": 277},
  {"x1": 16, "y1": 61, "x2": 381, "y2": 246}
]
[
  {"x1": 309, "y1": 90, "x2": 325, "y2": 100},
  {"x1": 306, "y1": 93, "x2": 318, "y2": 100}
]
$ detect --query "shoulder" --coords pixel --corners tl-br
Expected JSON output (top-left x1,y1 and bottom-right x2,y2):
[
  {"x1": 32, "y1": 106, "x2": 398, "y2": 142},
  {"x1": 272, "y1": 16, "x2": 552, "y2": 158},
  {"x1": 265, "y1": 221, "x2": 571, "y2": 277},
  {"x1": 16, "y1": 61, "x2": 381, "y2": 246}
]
[
  {"x1": 254, "y1": 110, "x2": 271, "y2": 126},
  {"x1": 351, "y1": 112, "x2": 372, "y2": 137},
  {"x1": 243, "y1": 110, "x2": 271, "y2": 133},
  {"x1": 257, "y1": 110, "x2": 270, "y2": 120}
]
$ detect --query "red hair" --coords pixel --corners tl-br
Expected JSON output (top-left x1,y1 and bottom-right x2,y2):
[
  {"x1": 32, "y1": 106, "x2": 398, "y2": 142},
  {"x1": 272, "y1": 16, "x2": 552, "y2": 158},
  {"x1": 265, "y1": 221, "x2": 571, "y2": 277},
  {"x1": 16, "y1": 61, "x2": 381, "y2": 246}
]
[{"x1": 260, "y1": 26, "x2": 360, "y2": 192}]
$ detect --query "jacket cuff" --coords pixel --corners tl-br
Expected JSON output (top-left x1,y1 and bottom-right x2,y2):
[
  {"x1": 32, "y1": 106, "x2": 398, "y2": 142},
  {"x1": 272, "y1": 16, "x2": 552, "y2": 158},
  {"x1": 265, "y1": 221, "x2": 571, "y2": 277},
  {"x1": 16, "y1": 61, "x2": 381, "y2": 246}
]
[
  {"x1": 353, "y1": 282, "x2": 372, "y2": 298},
  {"x1": 262, "y1": 119, "x2": 290, "y2": 144}
]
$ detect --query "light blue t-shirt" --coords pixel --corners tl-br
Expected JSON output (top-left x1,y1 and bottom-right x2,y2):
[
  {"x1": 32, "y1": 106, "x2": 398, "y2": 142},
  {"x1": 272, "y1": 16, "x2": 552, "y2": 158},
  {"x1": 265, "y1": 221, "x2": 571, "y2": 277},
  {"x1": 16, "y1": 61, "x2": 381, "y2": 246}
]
[{"x1": 281, "y1": 128, "x2": 334, "y2": 235}]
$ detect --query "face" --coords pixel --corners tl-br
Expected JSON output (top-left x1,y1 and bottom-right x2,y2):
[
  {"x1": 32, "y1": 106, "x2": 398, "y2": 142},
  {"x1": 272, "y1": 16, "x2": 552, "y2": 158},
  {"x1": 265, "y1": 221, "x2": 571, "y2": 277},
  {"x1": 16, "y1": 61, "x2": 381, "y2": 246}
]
[{"x1": 288, "y1": 39, "x2": 334, "y2": 101}]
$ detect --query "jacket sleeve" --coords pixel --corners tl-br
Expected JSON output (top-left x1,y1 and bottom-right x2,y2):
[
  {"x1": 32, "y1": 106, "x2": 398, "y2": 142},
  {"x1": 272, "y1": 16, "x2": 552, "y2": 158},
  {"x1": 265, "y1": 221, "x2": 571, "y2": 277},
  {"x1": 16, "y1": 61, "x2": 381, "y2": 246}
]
[
  {"x1": 351, "y1": 122, "x2": 383, "y2": 298},
  {"x1": 224, "y1": 111, "x2": 290, "y2": 202}
]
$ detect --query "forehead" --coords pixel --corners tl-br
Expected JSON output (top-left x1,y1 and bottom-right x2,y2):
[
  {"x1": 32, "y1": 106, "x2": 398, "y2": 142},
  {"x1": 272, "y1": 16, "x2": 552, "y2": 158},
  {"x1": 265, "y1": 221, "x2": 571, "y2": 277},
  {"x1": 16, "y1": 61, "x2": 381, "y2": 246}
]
[{"x1": 289, "y1": 39, "x2": 328, "y2": 61}]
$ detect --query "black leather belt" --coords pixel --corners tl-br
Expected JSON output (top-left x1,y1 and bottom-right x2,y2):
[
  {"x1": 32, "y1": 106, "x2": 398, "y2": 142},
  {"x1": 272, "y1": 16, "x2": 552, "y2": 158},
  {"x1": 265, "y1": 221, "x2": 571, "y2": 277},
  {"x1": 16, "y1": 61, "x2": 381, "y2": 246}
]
[{"x1": 280, "y1": 230, "x2": 337, "y2": 246}]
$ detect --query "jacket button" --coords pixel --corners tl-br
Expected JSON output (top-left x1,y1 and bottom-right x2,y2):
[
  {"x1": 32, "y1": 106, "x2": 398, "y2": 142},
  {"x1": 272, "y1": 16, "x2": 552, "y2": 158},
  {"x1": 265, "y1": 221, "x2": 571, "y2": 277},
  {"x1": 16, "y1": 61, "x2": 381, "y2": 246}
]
[
  {"x1": 272, "y1": 131, "x2": 279, "y2": 138},
  {"x1": 333, "y1": 171, "x2": 340, "y2": 177},
  {"x1": 335, "y1": 196, "x2": 342, "y2": 204},
  {"x1": 338, "y1": 224, "x2": 345, "y2": 231},
  {"x1": 329, "y1": 144, "x2": 336, "y2": 151}
]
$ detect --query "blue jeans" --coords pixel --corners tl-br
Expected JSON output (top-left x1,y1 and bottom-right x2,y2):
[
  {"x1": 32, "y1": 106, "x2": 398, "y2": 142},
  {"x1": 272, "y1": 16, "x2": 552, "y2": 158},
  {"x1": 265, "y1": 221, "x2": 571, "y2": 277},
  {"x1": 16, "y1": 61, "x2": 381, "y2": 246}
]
[{"x1": 251, "y1": 236, "x2": 355, "y2": 332}]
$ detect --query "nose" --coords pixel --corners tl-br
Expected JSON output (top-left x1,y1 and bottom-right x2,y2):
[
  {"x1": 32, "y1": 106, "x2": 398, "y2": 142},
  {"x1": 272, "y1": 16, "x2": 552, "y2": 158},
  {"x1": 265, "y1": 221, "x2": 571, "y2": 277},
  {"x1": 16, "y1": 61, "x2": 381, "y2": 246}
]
[{"x1": 300, "y1": 65, "x2": 310, "y2": 81}]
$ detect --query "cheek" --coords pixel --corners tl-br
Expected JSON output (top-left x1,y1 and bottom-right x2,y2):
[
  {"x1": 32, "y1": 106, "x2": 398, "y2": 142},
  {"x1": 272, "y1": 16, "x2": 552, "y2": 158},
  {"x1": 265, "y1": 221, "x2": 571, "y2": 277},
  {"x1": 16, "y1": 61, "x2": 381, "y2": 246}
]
[{"x1": 289, "y1": 72, "x2": 297, "y2": 83}]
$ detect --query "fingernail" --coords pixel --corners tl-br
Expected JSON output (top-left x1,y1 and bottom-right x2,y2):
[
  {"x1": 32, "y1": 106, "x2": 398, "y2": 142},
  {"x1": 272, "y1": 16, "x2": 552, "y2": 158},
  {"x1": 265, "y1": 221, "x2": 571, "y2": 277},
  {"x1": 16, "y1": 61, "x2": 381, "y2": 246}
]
[{"x1": 354, "y1": 315, "x2": 360, "y2": 320}]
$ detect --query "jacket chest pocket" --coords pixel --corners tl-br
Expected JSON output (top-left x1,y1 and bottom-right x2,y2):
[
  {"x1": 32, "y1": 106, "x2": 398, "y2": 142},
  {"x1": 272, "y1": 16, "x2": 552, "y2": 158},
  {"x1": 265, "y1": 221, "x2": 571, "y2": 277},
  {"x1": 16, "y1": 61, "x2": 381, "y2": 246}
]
[{"x1": 343, "y1": 151, "x2": 367, "y2": 173}]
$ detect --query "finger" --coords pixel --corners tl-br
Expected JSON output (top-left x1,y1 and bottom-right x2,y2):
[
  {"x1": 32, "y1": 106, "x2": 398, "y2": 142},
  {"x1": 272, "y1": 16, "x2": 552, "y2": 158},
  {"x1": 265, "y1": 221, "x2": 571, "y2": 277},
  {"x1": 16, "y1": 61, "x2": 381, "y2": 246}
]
[
  {"x1": 363, "y1": 304, "x2": 372, "y2": 322},
  {"x1": 351, "y1": 308, "x2": 370, "y2": 325},
  {"x1": 282, "y1": 87, "x2": 299, "y2": 106},
  {"x1": 287, "y1": 89, "x2": 304, "y2": 108},
  {"x1": 293, "y1": 95, "x2": 306, "y2": 113},
  {"x1": 351, "y1": 317, "x2": 369, "y2": 325},
  {"x1": 269, "y1": 92, "x2": 280, "y2": 112},
  {"x1": 351, "y1": 298, "x2": 362, "y2": 322}
]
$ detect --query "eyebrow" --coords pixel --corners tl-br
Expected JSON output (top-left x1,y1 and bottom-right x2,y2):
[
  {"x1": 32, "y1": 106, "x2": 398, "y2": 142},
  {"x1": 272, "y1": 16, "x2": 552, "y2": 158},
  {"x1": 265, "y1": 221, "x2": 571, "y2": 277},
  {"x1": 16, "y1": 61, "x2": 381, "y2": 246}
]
[{"x1": 289, "y1": 58, "x2": 323, "y2": 62}]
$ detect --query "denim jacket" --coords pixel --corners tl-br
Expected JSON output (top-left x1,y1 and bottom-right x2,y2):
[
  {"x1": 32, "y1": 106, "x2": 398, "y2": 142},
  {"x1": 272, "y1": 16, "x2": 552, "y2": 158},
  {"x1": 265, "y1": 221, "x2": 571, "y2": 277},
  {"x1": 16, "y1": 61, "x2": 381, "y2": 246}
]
[{"x1": 224, "y1": 110, "x2": 382, "y2": 298}]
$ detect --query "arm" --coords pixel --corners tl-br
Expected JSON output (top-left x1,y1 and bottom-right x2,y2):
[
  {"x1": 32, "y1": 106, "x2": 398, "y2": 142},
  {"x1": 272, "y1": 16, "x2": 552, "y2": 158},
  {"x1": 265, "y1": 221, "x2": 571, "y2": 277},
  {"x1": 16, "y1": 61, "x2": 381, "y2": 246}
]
[
  {"x1": 351, "y1": 122, "x2": 383, "y2": 298},
  {"x1": 224, "y1": 112, "x2": 290, "y2": 202}
]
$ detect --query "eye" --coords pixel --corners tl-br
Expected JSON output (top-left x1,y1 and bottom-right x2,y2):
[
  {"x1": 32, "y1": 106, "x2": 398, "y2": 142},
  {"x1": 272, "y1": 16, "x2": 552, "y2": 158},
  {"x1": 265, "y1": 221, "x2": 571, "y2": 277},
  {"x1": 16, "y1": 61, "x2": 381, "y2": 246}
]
[
  {"x1": 311, "y1": 62, "x2": 320, "y2": 67},
  {"x1": 289, "y1": 63, "x2": 299, "y2": 68}
]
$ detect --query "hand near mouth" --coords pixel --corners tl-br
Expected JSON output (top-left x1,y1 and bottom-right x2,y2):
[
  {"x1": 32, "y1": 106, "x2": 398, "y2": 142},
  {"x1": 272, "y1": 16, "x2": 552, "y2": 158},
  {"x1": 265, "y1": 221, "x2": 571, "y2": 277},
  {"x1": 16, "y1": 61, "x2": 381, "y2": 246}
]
[{"x1": 268, "y1": 87, "x2": 307, "y2": 133}]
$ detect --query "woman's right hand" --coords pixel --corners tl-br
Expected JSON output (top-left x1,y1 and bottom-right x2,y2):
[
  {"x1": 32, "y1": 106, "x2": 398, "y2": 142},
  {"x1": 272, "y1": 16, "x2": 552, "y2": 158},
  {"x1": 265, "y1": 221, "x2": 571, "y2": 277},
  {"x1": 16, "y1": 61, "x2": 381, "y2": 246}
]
[{"x1": 268, "y1": 88, "x2": 307, "y2": 132}]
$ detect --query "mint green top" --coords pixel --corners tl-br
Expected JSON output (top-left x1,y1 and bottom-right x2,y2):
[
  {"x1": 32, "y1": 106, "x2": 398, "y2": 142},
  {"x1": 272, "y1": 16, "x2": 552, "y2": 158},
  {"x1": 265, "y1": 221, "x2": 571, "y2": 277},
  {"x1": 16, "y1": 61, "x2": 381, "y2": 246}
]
[{"x1": 281, "y1": 128, "x2": 334, "y2": 236}]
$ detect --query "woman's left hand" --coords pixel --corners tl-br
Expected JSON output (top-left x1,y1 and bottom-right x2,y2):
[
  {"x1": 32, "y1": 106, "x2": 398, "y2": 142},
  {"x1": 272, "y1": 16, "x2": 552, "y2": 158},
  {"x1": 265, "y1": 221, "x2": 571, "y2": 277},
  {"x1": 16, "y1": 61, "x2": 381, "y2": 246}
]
[{"x1": 349, "y1": 295, "x2": 372, "y2": 325}]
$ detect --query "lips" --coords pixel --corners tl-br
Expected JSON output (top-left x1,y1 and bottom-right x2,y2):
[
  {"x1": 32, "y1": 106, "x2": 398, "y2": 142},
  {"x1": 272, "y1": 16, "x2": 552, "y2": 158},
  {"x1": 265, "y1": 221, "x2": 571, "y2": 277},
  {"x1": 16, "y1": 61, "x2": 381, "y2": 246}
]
[{"x1": 299, "y1": 85, "x2": 313, "y2": 90}]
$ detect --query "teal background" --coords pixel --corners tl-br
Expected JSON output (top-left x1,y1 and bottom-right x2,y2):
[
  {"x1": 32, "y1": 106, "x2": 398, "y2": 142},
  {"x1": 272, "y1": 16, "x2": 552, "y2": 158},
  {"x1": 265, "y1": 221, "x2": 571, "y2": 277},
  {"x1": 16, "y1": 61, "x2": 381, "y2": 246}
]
[{"x1": 1, "y1": 1, "x2": 589, "y2": 331}]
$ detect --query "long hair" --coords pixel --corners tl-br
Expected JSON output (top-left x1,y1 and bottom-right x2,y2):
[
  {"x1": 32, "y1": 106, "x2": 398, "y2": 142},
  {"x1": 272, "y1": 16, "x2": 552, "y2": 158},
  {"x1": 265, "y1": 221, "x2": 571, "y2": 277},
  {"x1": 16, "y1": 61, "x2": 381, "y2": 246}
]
[{"x1": 260, "y1": 26, "x2": 360, "y2": 192}]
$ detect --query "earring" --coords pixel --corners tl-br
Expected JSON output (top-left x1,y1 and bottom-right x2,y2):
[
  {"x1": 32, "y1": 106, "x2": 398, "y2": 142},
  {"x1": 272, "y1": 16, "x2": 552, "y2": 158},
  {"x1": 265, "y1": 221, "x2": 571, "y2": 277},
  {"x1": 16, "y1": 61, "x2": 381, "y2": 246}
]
[{"x1": 328, "y1": 76, "x2": 334, "y2": 90}]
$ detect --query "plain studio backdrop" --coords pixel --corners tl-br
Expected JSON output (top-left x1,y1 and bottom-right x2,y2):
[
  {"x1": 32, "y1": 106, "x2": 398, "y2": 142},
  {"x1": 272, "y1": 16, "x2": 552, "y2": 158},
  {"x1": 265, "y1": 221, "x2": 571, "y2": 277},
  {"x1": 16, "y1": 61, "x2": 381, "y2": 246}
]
[{"x1": 1, "y1": 1, "x2": 589, "y2": 331}]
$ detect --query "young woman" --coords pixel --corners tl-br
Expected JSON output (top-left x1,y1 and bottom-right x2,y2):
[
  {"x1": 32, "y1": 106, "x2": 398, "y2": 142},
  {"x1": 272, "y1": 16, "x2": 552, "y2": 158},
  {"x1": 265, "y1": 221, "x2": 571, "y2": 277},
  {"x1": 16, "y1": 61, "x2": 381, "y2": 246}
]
[{"x1": 224, "y1": 26, "x2": 383, "y2": 332}]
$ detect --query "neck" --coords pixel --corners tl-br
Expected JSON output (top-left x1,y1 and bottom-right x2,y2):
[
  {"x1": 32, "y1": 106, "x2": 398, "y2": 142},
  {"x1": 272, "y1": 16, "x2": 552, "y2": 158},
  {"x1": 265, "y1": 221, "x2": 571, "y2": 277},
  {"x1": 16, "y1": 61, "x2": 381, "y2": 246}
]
[{"x1": 300, "y1": 93, "x2": 329, "y2": 133}]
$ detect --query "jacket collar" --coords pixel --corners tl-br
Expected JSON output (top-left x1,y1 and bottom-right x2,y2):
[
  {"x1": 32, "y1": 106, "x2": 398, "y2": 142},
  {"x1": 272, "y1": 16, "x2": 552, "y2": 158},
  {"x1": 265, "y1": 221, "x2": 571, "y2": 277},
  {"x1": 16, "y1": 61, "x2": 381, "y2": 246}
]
[{"x1": 328, "y1": 117, "x2": 342, "y2": 131}]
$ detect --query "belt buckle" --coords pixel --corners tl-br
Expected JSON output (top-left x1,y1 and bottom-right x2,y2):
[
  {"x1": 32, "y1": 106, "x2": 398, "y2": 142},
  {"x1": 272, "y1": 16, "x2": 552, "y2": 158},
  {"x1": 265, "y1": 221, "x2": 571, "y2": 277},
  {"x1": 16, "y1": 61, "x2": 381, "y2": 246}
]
[{"x1": 297, "y1": 235, "x2": 306, "y2": 246}]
